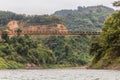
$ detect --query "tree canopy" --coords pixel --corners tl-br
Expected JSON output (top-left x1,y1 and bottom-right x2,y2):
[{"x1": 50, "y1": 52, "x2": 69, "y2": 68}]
[
  {"x1": 90, "y1": 10, "x2": 120, "y2": 68},
  {"x1": 113, "y1": 1, "x2": 120, "y2": 7},
  {"x1": 54, "y1": 5, "x2": 114, "y2": 31},
  {"x1": 0, "y1": 11, "x2": 63, "y2": 27}
]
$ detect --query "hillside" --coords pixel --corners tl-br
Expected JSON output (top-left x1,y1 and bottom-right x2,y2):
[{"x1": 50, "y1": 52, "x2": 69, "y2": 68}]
[
  {"x1": 0, "y1": 5, "x2": 114, "y2": 32},
  {"x1": 0, "y1": 6, "x2": 115, "y2": 69},
  {"x1": 0, "y1": 11, "x2": 91, "y2": 69},
  {"x1": 0, "y1": 11, "x2": 67, "y2": 34},
  {"x1": 0, "y1": 11, "x2": 63, "y2": 28},
  {"x1": 90, "y1": 11, "x2": 120, "y2": 69},
  {"x1": 54, "y1": 5, "x2": 114, "y2": 31},
  {"x1": 6, "y1": 20, "x2": 68, "y2": 35}
]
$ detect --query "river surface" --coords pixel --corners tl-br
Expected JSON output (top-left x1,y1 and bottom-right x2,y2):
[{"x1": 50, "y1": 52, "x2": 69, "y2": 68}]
[{"x1": 0, "y1": 69, "x2": 120, "y2": 80}]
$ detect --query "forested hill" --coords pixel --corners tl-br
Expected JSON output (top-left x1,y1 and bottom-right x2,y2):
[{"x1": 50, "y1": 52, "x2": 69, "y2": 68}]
[
  {"x1": 0, "y1": 6, "x2": 115, "y2": 69},
  {"x1": 0, "y1": 11, "x2": 63, "y2": 27},
  {"x1": 0, "y1": 5, "x2": 114, "y2": 32},
  {"x1": 54, "y1": 5, "x2": 114, "y2": 31}
]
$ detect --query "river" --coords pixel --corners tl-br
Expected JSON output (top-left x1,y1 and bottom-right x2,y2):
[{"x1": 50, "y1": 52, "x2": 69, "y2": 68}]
[{"x1": 0, "y1": 69, "x2": 120, "y2": 80}]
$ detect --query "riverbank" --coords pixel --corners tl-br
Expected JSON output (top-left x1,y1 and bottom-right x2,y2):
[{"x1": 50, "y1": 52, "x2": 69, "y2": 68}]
[
  {"x1": 0, "y1": 62, "x2": 89, "y2": 69},
  {"x1": 25, "y1": 63, "x2": 88, "y2": 69},
  {"x1": 1, "y1": 61, "x2": 120, "y2": 70}
]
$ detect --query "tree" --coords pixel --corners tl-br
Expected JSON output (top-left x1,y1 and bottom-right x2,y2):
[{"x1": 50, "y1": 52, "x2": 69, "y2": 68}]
[
  {"x1": 90, "y1": 9, "x2": 120, "y2": 67},
  {"x1": 113, "y1": 1, "x2": 120, "y2": 7},
  {"x1": 1, "y1": 31, "x2": 9, "y2": 42},
  {"x1": 101, "y1": 11, "x2": 120, "y2": 47},
  {"x1": 16, "y1": 28, "x2": 22, "y2": 36},
  {"x1": 64, "y1": 44, "x2": 69, "y2": 56}
]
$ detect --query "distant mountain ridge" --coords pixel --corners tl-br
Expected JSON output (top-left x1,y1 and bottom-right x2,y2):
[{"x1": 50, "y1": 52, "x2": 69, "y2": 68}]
[
  {"x1": 0, "y1": 11, "x2": 66, "y2": 33},
  {"x1": 55, "y1": 5, "x2": 114, "y2": 16},
  {"x1": 54, "y1": 5, "x2": 114, "y2": 31},
  {"x1": 0, "y1": 5, "x2": 114, "y2": 32}
]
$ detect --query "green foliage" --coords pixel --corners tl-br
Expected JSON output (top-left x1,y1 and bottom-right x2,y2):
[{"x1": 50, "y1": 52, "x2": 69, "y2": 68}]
[
  {"x1": 54, "y1": 5, "x2": 114, "y2": 31},
  {"x1": 6, "y1": 61, "x2": 23, "y2": 69},
  {"x1": 90, "y1": 11, "x2": 120, "y2": 68},
  {"x1": 113, "y1": 1, "x2": 120, "y2": 7},
  {"x1": 0, "y1": 11, "x2": 24, "y2": 26},
  {"x1": 0, "y1": 57, "x2": 8, "y2": 69},
  {"x1": 41, "y1": 36, "x2": 91, "y2": 65},
  {"x1": 0, "y1": 34, "x2": 90, "y2": 68},
  {"x1": 0, "y1": 6, "x2": 115, "y2": 69},
  {"x1": 0, "y1": 57, "x2": 23, "y2": 69},
  {"x1": 25, "y1": 15, "x2": 63, "y2": 26},
  {"x1": 1, "y1": 32, "x2": 9, "y2": 42},
  {"x1": 0, "y1": 34, "x2": 57, "y2": 69},
  {"x1": 0, "y1": 11, "x2": 62, "y2": 27}
]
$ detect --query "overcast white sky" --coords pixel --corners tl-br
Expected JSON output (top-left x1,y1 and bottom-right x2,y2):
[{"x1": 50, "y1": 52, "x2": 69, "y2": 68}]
[{"x1": 0, "y1": 0, "x2": 119, "y2": 15}]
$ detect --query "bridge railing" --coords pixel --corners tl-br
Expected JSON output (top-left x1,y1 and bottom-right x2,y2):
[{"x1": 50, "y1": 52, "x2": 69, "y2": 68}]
[{"x1": 0, "y1": 30, "x2": 101, "y2": 35}]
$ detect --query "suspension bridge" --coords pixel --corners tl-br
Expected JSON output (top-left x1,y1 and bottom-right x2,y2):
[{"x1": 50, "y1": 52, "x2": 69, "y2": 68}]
[{"x1": 0, "y1": 30, "x2": 101, "y2": 35}]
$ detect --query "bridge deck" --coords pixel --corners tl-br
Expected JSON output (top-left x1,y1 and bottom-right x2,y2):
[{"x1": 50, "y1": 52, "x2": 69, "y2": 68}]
[{"x1": 0, "y1": 31, "x2": 101, "y2": 35}]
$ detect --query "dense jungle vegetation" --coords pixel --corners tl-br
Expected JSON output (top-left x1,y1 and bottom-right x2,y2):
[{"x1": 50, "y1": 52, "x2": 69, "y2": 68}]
[
  {"x1": 0, "y1": 34, "x2": 91, "y2": 69},
  {"x1": 0, "y1": 5, "x2": 115, "y2": 69},
  {"x1": 54, "y1": 5, "x2": 114, "y2": 31},
  {"x1": 0, "y1": 11, "x2": 62, "y2": 27},
  {"x1": 90, "y1": 1, "x2": 120, "y2": 69}
]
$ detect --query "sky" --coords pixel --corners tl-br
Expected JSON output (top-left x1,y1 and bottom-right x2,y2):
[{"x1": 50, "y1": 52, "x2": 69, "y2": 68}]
[{"x1": 0, "y1": 0, "x2": 119, "y2": 15}]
